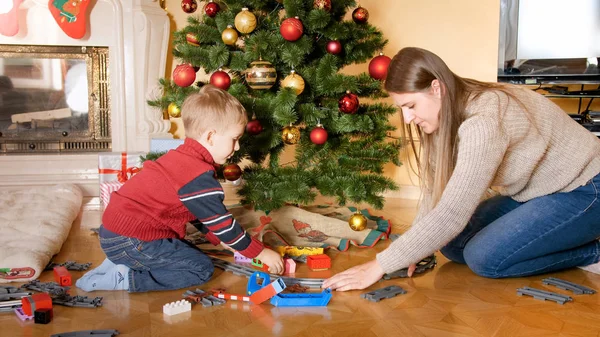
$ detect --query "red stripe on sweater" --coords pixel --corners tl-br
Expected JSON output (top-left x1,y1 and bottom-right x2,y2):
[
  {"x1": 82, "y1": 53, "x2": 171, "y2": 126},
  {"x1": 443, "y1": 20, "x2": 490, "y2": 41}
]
[{"x1": 206, "y1": 218, "x2": 233, "y2": 232}]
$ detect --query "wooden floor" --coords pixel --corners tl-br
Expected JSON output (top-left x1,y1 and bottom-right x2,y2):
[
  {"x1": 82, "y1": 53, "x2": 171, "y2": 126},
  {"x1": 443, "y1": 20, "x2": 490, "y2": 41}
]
[{"x1": 3, "y1": 198, "x2": 600, "y2": 337}]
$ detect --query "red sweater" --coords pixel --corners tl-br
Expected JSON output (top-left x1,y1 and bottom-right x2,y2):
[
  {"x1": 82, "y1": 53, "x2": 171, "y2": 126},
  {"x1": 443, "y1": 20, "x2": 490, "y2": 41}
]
[{"x1": 102, "y1": 139, "x2": 263, "y2": 258}]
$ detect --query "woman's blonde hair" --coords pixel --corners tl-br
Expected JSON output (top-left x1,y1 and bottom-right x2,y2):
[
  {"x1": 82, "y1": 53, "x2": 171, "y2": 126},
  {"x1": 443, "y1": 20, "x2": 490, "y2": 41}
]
[
  {"x1": 181, "y1": 84, "x2": 248, "y2": 139},
  {"x1": 384, "y1": 47, "x2": 513, "y2": 208}
]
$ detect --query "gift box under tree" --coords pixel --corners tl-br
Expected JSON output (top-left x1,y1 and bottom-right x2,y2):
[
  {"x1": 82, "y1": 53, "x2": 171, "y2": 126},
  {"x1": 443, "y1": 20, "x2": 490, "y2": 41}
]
[{"x1": 98, "y1": 152, "x2": 144, "y2": 209}]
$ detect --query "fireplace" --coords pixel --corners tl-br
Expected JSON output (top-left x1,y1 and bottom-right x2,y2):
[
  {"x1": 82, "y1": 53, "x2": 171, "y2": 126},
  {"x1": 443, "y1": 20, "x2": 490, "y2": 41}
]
[
  {"x1": 0, "y1": 44, "x2": 111, "y2": 153},
  {"x1": 0, "y1": 0, "x2": 172, "y2": 205}
]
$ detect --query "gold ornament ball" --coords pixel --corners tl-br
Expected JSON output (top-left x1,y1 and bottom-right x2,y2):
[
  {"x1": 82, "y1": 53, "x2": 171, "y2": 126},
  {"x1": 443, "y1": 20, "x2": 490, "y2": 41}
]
[
  {"x1": 281, "y1": 125, "x2": 301, "y2": 145},
  {"x1": 348, "y1": 213, "x2": 368, "y2": 231},
  {"x1": 222, "y1": 25, "x2": 238, "y2": 45},
  {"x1": 281, "y1": 71, "x2": 305, "y2": 95},
  {"x1": 167, "y1": 103, "x2": 181, "y2": 118},
  {"x1": 235, "y1": 8, "x2": 257, "y2": 34},
  {"x1": 245, "y1": 59, "x2": 277, "y2": 90}
]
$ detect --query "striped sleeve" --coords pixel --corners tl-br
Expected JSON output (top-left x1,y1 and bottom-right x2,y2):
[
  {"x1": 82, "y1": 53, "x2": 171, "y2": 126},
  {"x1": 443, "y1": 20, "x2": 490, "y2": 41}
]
[{"x1": 179, "y1": 172, "x2": 264, "y2": 258}]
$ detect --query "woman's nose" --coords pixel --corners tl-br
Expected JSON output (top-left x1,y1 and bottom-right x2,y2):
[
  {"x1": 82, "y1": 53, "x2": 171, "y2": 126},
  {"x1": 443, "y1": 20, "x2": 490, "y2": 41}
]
[{"x1": 402, "y1": 109, "x2": 414, "y2": 124}]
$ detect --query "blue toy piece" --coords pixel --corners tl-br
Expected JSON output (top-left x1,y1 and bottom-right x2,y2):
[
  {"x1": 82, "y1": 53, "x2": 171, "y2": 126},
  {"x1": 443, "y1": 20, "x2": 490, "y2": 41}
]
[
  {"x1": 270, "y1": 288, "x2": 332, "y2": 307},
  {"x1": 246, "y1": 271, "x2": 271, "y2": 295}
]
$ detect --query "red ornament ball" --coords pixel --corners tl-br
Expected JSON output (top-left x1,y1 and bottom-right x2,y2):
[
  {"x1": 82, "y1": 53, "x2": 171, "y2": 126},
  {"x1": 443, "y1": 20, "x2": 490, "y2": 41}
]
[
  {"x1": 204, "y1": 1, "x2": 220, "y2": 17},
  {"x1": 246, "y1": 119, "x2": 263, "y2": 135},
  {"x1": 209, "y1": 70, "x2": 231, "y2": 90},
  {"x1": 173, "y1": 64, "x2": 196, "y2": 87},
  {"x1": 352, "y1": 7, "x2": 369, "y2": 24},
  {"x1": 310, "y1": 126, "x2": 328, "y2": 145},
  {"x1": 339, "y1": 92, "x2": 359, "y2": 114},
  {"x1": 223, "y1": 164, "x2": 242, "y2": 181},
  {"x1": 181, "y1": 0, "x2": 198, "y2": 14},
  {"x1": 280, "y1": 17, "x2": 304, "y2": 42},
  {"x1": 186, "y1": 33, "x2": 199, "y2": 46},
  {"x1": 369, "y1": 54, "x2": 392, "y2": 80},
  {"x1": 313, "y1": 0, "x2": 331, "y2": 11},
  {"x1": 326, "y1": 40, "x2": 342, "y2": 55}
]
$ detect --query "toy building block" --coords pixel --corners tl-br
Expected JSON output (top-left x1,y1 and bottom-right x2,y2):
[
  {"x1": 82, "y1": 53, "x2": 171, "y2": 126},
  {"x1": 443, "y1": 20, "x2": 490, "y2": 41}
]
[
  {"x1": 542, "y1": 277, "x2": 597, "y2": 295},
  {"x1": 249, "y1": 278, "x2": 286, "y2": 305},
  {"x1": 284, "y1": 258, "x2": 296, "y2": 274},
  {"x1": 251, "y1": 258, "x2": 270, "y2": 272},
  {"x1": 234, "y1": 252, "x2": 252, "y2": 264},
  {"x1": 270, "y1": 288, "x2": 332, "y2": 307},
  {"x1": 382, "y1": 255, "x2": 437, "y2": 280},
  {"x1": 275, "y1": 246, "x2": 324, "y2": 257},
  {"x1": 21, "y1": 293, "x2": 53, "y2": 316},
  {"x1": 360, "y1": 285, "x2": 407, "y2": 302},
  {"x1": 50, "y1": 330, "x2": 119, "y2": 337},
  {"x1": 14, "y1": 308, "x2": 34, "y2": 321},
  {"x1": 517, "y1": 286, "x2": 573, "y2": 305},
  {"x1": 163, "y1": 300, "x2": 191, "y2": 316},
  {"x1": 307, "y1": 254, "x2": 331, "y2": 271},
  {"x1": 54, "y1": 266, "x2": 72, "y2": 286},
  {"x1": 34, "y1": 308, "x2": 53, "y2": 324}
]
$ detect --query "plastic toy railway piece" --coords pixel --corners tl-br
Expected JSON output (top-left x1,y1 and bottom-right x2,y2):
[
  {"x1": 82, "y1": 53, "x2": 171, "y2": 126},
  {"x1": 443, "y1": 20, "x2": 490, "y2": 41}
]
[
  {"x1": 210, "y1": 256, "x2": 325, "y2": 289},
  {"x1": 270, "y1": 289, "x2": 332, "y2": 307},
  {"x1": 542, "y1": 277, "x2": 597, "y2": 295},
  {"x1": 22, "y1": 280, "x2": 70, "y2": 297},
  {"x1": 249, "y1": 278, "x2": 286, "y2": 304},
  {"x1": 0, "y1": 285, "x2": 24, "y2": 294},
  {"x1": 52, "y1": 295, "x2": 103, "y2": 308},
  {"x1": 382, "y1": 255, "x2": 437, "y2": 280},
  {"x1": 50, "y1": 329, "x2": 120, "y2": 337},
  {"x1": 182, "y1": 289, "x2": 226, "y2": 307},
  {"x1": 213, "y1": 291, "x2": 251, "y2": 302},
  {"x1": 0, "y1": 291, "x2": 31, "y2": 301},
  {"x1": 14, "y1": 308, "x2": 34, "y2": 321},
  {"x1": 0, "y1": 299, "x2": 23, "y2": 313},
  {"x1": 516, "y1": 287, "x2": 573, "y2": 305},
  {"x1": 163, "y1": 300, "x2": 191, "y2": 316},
  {"x1": 247, "y1": 272, "x2": 271, "y2": 295},
  {"x1": 46, "y1": 261, "x2": 92, "y2": 271},
  {"x1": 54, "y1": 266, "x2": 72, "y2": 286},
  {"x1": 360, "y1": 285, "x2": 407, "y2": 302}
]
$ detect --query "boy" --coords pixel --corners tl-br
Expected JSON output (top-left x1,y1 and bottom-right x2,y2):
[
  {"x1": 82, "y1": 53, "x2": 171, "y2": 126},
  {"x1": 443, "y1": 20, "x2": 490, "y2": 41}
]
[{"x1": 77, "y1": 85, "x2": 284, "y2": 292}]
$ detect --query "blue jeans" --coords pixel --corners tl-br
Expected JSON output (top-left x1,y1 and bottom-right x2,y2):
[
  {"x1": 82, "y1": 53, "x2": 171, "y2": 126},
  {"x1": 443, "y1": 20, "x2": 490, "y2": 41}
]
[
  {"x1": 99, "y1": 226, "x2": 214, "y2": 292},
  {"x1": 441, "y1": 172, "x2": 600, "y2": 278}
]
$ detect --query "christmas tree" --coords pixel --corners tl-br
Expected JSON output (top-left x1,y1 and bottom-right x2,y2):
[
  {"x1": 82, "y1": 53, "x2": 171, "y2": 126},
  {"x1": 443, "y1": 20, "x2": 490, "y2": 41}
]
[{"x1": 148, "y1": 0, "x2": 402, "y2": 212}]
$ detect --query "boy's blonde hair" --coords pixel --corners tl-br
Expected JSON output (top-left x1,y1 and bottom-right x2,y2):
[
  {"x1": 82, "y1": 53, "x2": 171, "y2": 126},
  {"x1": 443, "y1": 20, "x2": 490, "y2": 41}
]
[{"x1": 181, "y1": 84, "x2": 247, "y2": 139}]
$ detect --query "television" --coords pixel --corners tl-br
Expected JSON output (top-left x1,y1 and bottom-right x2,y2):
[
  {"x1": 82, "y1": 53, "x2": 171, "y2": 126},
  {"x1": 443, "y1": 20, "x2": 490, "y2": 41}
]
[{"x1": 498, "y1": 0, "x2": 600, "y2": 84}]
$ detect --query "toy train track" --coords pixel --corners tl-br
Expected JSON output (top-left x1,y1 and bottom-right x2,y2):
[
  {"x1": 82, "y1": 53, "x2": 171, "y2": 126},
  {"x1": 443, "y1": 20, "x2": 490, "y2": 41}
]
[{"x1": 210, "y1": 257, "x2": 324, "y2": 289}]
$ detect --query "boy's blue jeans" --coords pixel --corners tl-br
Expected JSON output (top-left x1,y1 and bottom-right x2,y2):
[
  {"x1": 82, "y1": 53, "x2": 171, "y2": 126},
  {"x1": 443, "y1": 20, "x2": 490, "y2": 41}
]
[
  {"x1": 99, "y1": 226, "x2": 214, "y2": 292},
  {"x1": 441, "y1": 172, "x2": 600, "y2": 278}
]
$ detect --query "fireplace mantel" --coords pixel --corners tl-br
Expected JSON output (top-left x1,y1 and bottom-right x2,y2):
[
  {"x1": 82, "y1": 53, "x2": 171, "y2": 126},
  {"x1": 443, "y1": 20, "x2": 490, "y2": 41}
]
[{"x1": 0, "y1": 0, "x2": 171, "y2": 204}]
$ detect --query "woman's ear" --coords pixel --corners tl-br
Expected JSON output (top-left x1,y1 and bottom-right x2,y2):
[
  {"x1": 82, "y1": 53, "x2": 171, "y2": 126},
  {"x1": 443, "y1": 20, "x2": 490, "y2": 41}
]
[{"x1": 431, "y1": 79, "x2": 442, "y2": 98}]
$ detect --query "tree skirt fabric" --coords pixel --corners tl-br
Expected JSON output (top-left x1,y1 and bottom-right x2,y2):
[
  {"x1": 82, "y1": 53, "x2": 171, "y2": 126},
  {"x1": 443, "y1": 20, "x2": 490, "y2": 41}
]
[
  {"x1": 228, "y1": 205, "x2": 392, "y2": 251},
  {"x1": 0, "y1": 184, "x2": 83, "y2": 283}
]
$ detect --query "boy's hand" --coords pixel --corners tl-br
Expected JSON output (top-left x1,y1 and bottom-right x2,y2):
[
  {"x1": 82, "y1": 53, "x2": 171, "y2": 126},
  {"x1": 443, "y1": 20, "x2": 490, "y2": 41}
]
[
  {"x1": 256, "y1": 248, "x2": 284, "y2": 275},
  {"x1": 220, "y1": 242, "x2": 236, "y2": 253}
]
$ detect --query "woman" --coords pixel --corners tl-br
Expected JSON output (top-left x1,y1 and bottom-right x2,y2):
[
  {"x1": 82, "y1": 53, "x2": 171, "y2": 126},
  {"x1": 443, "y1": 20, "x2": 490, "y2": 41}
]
[{"x1": 323, "y1": 47, "x2": 600, "y2": 291}]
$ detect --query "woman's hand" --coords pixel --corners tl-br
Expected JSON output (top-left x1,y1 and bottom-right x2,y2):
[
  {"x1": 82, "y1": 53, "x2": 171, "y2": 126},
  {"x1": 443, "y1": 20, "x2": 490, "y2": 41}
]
[{"x1": 322, "y1": 259, "x2": 385, "y2": 291}]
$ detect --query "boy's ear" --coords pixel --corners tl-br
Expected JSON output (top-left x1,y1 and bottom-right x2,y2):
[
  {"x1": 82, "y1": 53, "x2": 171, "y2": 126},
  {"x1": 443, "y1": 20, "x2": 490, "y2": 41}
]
[{"x1": 205, "y1": 129, "x2": 216, "y2": 146}]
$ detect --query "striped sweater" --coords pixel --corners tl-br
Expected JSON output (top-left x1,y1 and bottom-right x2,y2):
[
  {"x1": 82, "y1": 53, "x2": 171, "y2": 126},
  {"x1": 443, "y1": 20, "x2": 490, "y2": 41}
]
[
  {"x1": 102, "y1": 138, "x2": 263, "y2": 258},
  {"x1": 376, "y1": 87, "x2": 600, "y2": 274}
]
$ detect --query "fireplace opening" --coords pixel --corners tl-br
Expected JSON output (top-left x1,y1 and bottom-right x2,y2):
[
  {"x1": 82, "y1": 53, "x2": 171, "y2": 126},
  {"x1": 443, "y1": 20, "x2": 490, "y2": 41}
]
[{"x1": 0, "y1": 45, "x2": 110, "y2": 154}]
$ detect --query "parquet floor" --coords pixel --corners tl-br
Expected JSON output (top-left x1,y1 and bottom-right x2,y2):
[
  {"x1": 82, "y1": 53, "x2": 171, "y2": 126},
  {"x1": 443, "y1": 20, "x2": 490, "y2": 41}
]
[{"x1": 2, "y1": 198, "x2": 600, "y2": 337}]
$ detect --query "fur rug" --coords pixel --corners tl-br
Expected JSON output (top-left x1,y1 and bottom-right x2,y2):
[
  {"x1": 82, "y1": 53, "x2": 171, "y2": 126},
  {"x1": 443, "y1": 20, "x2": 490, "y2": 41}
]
[{"x1": 0, "y1": 184, "x2": 83, "y2": 283}]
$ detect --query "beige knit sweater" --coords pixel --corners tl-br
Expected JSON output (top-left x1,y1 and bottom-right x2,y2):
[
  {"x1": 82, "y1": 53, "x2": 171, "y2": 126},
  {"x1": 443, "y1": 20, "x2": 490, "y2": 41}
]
[{"x1": 376, "y1": 87, "x2": 600, "y2": 274}]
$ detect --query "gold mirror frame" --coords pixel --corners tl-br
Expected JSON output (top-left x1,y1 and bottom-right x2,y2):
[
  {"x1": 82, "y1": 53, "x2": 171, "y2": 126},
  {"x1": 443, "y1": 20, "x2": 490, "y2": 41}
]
[{"x1": 0, "y1": 45, "x2": 110, "y2": 153}]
